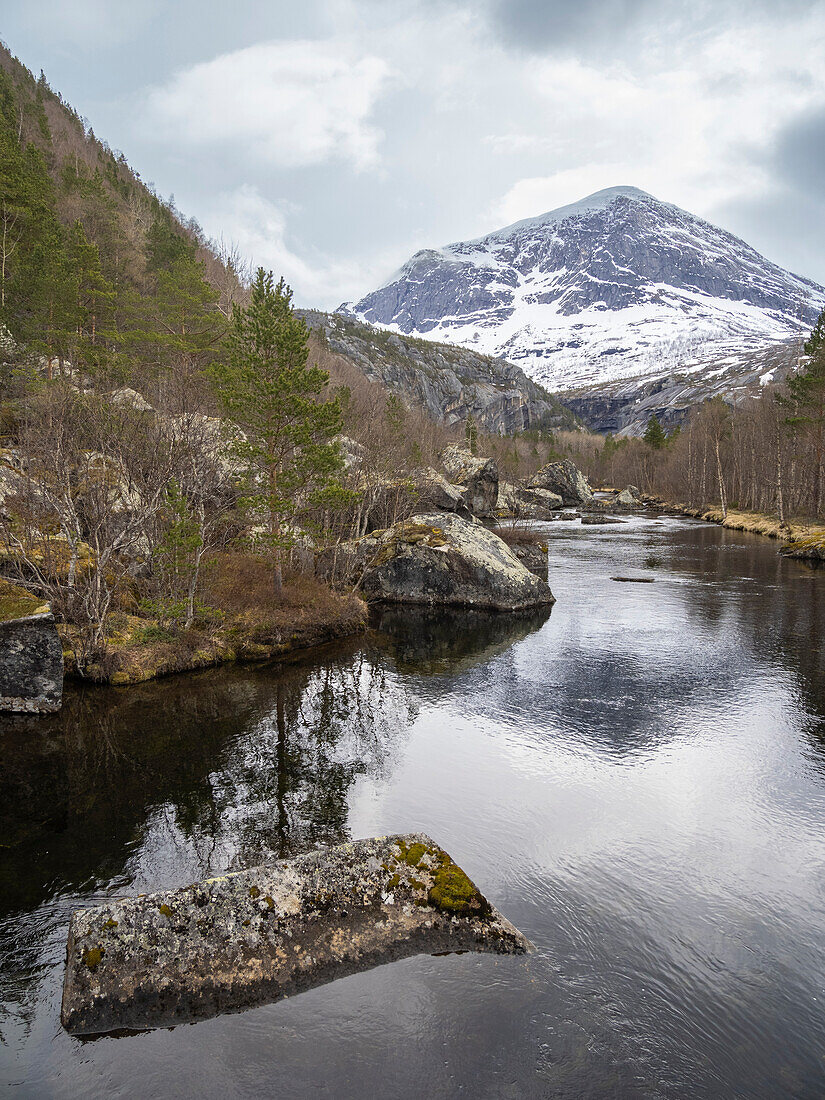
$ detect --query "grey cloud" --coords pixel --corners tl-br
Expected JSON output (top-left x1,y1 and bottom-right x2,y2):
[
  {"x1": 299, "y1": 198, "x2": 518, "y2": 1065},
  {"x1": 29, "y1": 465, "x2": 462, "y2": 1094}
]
[
  {"x1": 773, "y1": 108, "x2": 825, "y2": 193},
  {"x1": 479, "y1": 0, "x2": 824, "y2": 55},
  {"x1": 487, "y1": 0, "x2": 660, "y2": 52}
]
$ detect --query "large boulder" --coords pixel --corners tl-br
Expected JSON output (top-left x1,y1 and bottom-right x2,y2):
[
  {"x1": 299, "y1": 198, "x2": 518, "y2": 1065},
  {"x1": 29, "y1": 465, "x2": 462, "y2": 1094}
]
[
  {"x1": 0, "y1": 581, "x2": 63, "y2": 713},
  {"x1": 529, "y1": 459, "x2": 593, "y2": 505},
  {"x1": 495, "y1": 483, "x2": 562, "y2": 519},
  {"x1": 61, "y1": 833, "x2": 531, "y2": 1035},
  {"x1": 413, "y1": 467, "x2": 467, "y2": 513},
  {"x1": 441, "y1": 446, "x2": 499, "y2": 517},
  {"x1": 319, "y1": 512, "x2": 554, "y2": 610},
  {"x1": 514, "y1": 485, "x2": 563, "y2": 517}
]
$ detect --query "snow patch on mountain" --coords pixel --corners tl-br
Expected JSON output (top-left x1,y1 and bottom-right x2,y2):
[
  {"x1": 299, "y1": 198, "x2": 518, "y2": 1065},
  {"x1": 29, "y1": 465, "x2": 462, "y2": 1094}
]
[{"x1": 341, "y1": 187, "x2": 825, "y2": 393}]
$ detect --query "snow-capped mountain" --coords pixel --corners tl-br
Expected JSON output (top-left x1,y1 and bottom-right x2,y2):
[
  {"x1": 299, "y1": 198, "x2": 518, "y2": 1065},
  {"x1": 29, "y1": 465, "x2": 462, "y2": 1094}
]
[{"x1": 340, "y1": 186, "x2": 825, "y2": 392}]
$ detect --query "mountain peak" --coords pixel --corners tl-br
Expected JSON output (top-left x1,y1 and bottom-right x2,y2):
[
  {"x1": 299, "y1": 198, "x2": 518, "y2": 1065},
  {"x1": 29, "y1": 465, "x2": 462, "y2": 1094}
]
[
  {"x1": 342, "y1": 188, "x2": 825, "y2": 392},
  {"x1": 483, "y1": 185, "x2": 656, "y2": 243}
]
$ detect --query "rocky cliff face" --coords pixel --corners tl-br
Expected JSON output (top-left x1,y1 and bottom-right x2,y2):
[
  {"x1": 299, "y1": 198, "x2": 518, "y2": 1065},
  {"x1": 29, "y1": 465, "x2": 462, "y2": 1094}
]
[
  {"x1": 302, "y1": 311, "x2": 577, "y2": 435},
  {"x1": 342, "y1": 186, "x2": 825, "y2": 394},
  {"x1": 562, "y1": 340, "x2": 798, "y2": 436}
]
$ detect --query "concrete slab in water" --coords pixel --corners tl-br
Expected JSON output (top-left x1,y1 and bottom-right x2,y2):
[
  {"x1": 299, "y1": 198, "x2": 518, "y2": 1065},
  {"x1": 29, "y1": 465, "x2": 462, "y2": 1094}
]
[{"x1": 61, "y1": 833, "x2": 533, "y2": 1036}]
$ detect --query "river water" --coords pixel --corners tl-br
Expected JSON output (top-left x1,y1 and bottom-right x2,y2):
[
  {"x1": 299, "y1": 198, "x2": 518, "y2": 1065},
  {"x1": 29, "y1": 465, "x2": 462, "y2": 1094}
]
[{"x1": 2, "y1": 513, "x2": 825, "y2": 1098}]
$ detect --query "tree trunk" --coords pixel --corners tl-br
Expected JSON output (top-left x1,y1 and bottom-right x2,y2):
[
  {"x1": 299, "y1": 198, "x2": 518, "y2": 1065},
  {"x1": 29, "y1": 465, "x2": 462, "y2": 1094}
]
[
  {"x1": 185, "y1": 503, "x2": 206, "y2": 629},
  {"x1": 715, "y1": 438, "x2": 727, "y2": 519},
  {"x1": 269, "y1": 451, "x2": 283, "y2": 596}
]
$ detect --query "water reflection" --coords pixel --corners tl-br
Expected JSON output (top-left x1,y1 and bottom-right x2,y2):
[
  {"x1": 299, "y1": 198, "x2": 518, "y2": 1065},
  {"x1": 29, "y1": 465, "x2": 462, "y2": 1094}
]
[
  {"x1": 3, "y1": 515, "x2": 825, "y2": 1097},
  {"x1": 371, "y1": 604, "x2": 552, "y2": 676},
  {"x1": 0, "y1": 651, "x2": 417, "y2": 922}
]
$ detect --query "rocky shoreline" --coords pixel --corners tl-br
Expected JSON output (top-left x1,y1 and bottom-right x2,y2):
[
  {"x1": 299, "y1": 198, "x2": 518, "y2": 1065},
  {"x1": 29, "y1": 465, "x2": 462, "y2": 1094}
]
[
  {"x1": 644, "y1": 496, "x2": 825, "y2": 561},
  {"x1": 0, "y1": 451, "x2": 642, "y2": 708}
]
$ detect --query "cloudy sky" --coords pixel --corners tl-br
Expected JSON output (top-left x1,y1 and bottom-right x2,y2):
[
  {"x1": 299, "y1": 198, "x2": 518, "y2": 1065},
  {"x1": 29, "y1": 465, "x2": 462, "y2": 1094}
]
[{"x1": 4, "y1": 0, "x2": 825, "y2": 307}]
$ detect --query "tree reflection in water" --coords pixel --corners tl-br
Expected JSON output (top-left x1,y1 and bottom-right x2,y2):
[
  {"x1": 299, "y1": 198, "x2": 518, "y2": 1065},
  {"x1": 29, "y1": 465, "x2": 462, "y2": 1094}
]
[{"x1": 0, "y1": 646, "x2": 413, "y2": 923}]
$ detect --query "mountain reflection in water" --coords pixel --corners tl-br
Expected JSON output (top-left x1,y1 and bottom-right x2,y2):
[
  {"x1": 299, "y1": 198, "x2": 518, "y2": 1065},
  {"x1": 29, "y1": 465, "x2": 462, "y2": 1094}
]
[{"x1": 3, "y1": 513, "x2": 825, "y2": 1098}]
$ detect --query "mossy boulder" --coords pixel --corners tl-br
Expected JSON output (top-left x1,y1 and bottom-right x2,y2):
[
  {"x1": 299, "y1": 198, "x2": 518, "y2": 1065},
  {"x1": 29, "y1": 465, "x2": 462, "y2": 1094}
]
[
  {"x1": 61, "y1": 832, "x2": 532, "y2": 1036},
  {"x1": 319, "y1": 512, "x2": 555, "y2": 610},
  {"x1": 780, "y1": 534, "x2": 825, "y2": 561},
  {"x1": 0, "y1": 580, "x2": 63, "y2": 713}
]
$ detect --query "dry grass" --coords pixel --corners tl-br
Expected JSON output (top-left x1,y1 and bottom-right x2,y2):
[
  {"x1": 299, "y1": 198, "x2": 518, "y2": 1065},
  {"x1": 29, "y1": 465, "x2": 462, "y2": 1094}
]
[
  {"x1": 68, "y1": 551, "x2": 368, "y2": 686},
  {"x1": 489, "y1": 525, "x2": 546, "y2": 547}
]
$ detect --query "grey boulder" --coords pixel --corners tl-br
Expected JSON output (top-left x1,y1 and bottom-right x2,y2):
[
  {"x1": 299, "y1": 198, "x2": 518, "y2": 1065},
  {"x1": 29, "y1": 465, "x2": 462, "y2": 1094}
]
[
  {"x1": 441, "y1": 446, "x2": 499, "y2": 517},
  {"x1": 319, "y1": 512, "x2": 554, "y2": 610},
  {"x1": 529, "y1": 459, "x2": 593, "y2": 505},
  {"x1": 0, "y1": 581, "x2": 63, "y2": 713},
  {"x1": 61, "y1": 833, "x2": 532, "y2": 1036}
]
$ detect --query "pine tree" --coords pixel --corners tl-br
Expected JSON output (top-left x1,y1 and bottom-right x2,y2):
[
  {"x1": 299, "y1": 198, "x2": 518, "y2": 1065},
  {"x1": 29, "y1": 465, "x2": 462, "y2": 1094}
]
[
  {"x1": 784, "y1": 334, "x2": 825, "y2": 516},
  {"x1": 385, "y1": 394, "x2": 406, "y2": 441},
  {"x1": 65, "y1": 219, "x2": 116, "y2": 378},
  {"x1": 126, "y1": 217, "x2": 225, "y2": 383},
  {"x1": 805, "y1": 308, "x2": 825, "y2": 358},
  {"x1": 209, "y1": 269, "x2": 344, "y2": 592},
  {"x1": 465, "y1": 413, "x2": 478, "y2": 454},
  {"x1": 643, "y1": 415, "x2": 667, "y2": 449}
]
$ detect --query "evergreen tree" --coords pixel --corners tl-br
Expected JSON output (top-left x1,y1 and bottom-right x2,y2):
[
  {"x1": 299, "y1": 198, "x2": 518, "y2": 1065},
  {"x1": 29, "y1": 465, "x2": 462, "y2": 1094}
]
[
  {"x1": 784, "y1": 334, "x2": 825, "y2": 515},
  {"x1": 209, "y1": 269, "x2": 344, "y2": 592},
  {"x1": 64, "y1": 219, "x2": 116, "y2": 377},
  {"x1": 805, "y1": 308, "x2": 825, "y2": 358},
  {"x1": 465, "y1": 412, "x2": 479, "y2": 455},
  {"x1": 385, "y1": 394, "x2": 406, "y2": 441},
  {"x1": 643, "y1": 415, "x2": 667, "y2": 449},
  {"x1": 126, "y1": 217, "x2": 225, "y2": 384}
]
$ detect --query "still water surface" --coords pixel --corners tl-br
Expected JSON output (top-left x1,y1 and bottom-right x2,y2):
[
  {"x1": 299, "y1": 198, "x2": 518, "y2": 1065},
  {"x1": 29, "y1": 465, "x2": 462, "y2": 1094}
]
[{"x1": 2, "y1": 514, "x2": 825, "y2": 1098}]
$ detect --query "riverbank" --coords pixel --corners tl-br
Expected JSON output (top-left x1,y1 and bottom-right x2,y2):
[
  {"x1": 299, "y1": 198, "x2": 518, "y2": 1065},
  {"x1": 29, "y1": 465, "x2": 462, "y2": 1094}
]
[
  {"x1": 60, "y1": 569, "x2": 368, "y2": 686},
  {"x1": 644, "y1": 496, "x2": 825, "y2": 560}
]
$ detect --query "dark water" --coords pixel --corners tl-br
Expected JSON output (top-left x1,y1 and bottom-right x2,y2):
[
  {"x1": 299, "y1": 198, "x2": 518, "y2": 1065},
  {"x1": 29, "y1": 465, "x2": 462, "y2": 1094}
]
[{"x1": 3, "y1": 514, "x2": 825, "y2": 1098}]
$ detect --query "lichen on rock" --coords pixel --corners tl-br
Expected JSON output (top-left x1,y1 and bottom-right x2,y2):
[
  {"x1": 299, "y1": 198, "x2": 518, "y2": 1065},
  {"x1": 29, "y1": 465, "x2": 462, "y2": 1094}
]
[
  {"x1": 317, "y1": 512, "x2": 554, "y2": 610},
  {"x1": 61, "y1": 832, "x2": 532, "y2": 1036}
]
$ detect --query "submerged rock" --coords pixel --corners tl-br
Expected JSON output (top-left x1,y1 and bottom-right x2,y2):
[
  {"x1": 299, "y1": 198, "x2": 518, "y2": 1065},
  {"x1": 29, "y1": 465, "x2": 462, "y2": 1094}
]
[
  {"x1": 318, "y1": 512, "x2": 555, "y2": 610},
  {"x1": 529, "y1": 459, "x2": 593, "y2": 505},
  {"x1": 581, "y1": 515, "x2": 625, "y2": 526},
  {"x1": 61, "y1": 833, "x2": 533, "y2": 1036},
  {"x1": 0, "y1": 580, "x2": 63, "y2": 713}
]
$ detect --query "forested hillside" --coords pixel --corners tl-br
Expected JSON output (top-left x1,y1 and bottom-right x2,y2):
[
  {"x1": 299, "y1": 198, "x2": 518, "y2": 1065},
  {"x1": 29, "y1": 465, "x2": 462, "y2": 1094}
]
[{"x1": 0, "y1": 42, "x2": 248, "y2": 403}]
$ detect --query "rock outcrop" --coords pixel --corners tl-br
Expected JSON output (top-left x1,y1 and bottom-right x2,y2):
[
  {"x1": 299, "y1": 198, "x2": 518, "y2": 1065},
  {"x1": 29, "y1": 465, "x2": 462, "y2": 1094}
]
[
  {"x1": 0, "y1": 581, "x2": 63, "y2": 713},
  {"x1": 61, "y1": 833, "x2": 532, "y2": 1035},
  {"x1": 318, "y1": 512, "x2": 554, "y2": 610},
  {"x1": 302, "y1": 311, "x2": 577, "y2": 435},
  {"x1": 441, "y1": 446, "x2": 499, "y2": 517},
  {"x1": 529, "y1": 460, "x2": 593, "y2": 506}
]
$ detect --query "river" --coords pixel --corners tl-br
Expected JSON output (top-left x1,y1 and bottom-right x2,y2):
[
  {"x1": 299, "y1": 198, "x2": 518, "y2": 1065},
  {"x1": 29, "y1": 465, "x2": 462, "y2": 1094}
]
[{"x1": 2, "y1": 513, "x2": 825, "y2": 1098}]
